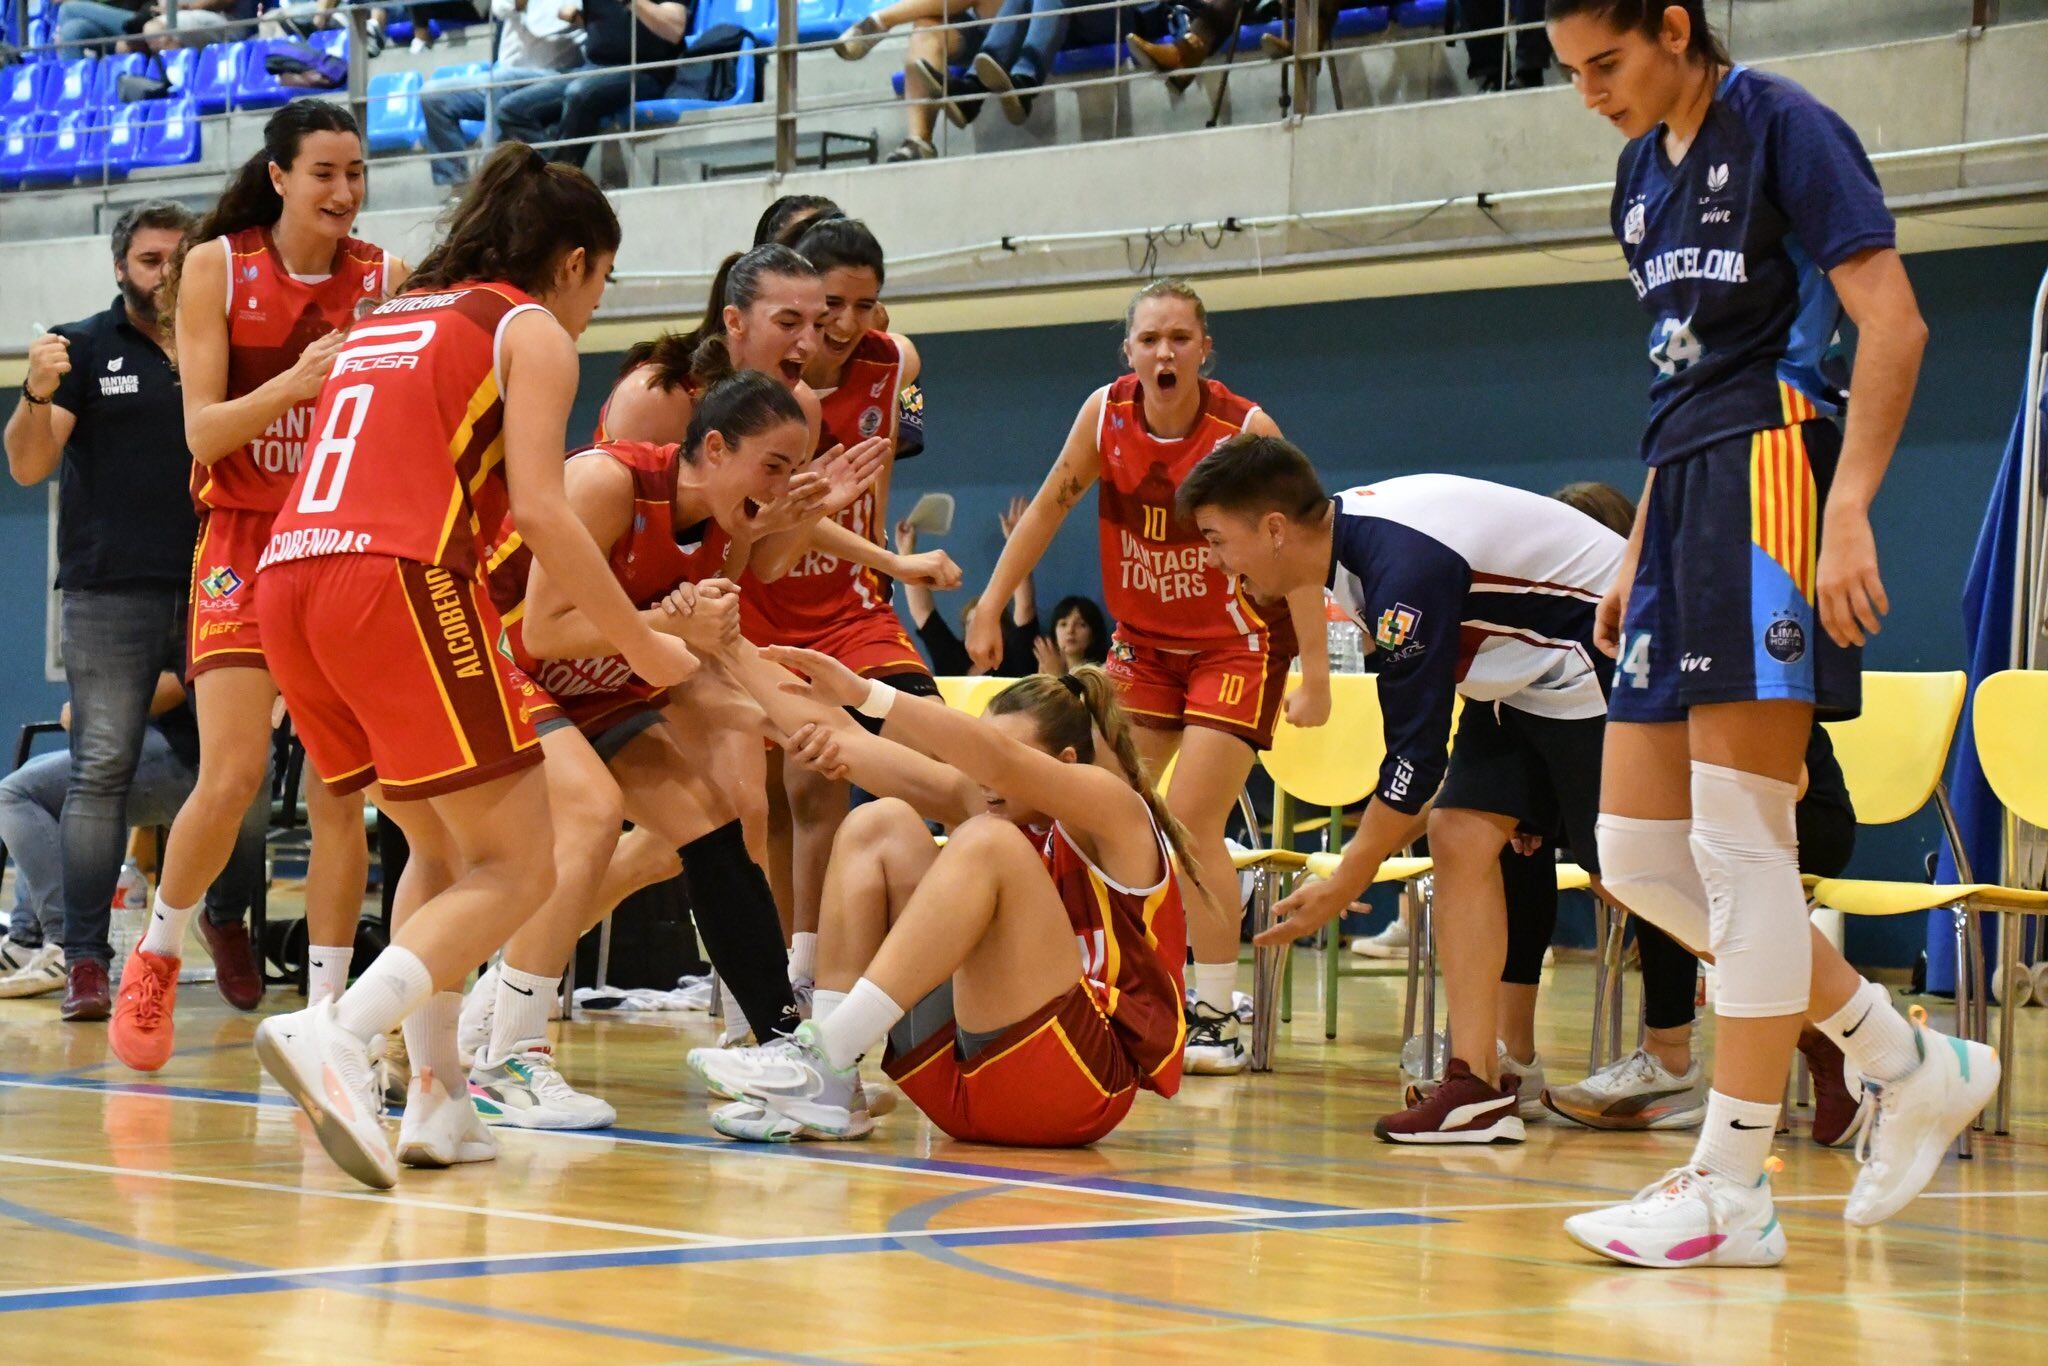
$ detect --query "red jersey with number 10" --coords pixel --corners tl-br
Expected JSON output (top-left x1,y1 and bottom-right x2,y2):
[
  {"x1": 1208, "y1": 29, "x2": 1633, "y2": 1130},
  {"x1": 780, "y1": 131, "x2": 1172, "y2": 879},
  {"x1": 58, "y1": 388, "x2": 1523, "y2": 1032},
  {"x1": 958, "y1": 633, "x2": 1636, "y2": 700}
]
[
  {"x1": 1097, "y1": 373, "x2": 1293, "y2": 653},
  {"x1": 260, "y1": 281, "x2": 546, "y2": 576},
  {"x1": 739, "y1": 331, "x2": 904, "y2": 646},
  {"x1": 503, "y1": 440, "x2": 731, "y2": 728},
  {"x1": 195, "y1": 227, "x2": 389, "y2": 513},
  {"x1": 1042, "y1": 816, "x2": 1187, "y2": 1097}
]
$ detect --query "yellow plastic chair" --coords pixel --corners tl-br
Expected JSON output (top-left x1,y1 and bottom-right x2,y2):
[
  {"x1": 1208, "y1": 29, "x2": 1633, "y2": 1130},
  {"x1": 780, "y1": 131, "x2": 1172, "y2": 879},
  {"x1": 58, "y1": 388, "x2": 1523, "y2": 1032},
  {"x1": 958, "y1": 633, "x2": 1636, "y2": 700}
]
[
  {"x1": 933, "y1": 675, "x2": 1011, "y2": 716},
  {"x1": 1809, "y1": 670, "x2": 2036, "y2": 1142},
  {"x1": 1965, "y1": 670, "x2": 2048, "y2": 1131}
]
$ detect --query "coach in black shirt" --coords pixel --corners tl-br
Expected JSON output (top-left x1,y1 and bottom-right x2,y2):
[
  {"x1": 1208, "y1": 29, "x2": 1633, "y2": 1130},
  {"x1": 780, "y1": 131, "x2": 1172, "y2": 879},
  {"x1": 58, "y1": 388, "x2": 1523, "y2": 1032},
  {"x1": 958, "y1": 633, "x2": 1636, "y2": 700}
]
[
  {"x1": 495, "y1": 0, "x2": 691, "y2": 171},
  {"x1": 4, "y1": 200, "x2": 267, "y2": 1021}
]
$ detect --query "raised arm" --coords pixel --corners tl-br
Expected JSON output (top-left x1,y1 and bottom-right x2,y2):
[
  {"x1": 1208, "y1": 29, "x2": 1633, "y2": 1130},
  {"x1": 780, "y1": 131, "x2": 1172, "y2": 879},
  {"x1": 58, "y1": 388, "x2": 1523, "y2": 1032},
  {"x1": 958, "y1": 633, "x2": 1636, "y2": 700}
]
[
  {"x1": 5, "y1": 331, "x2": 76, "y2": 486},
  {"x1": 966, "y1": 386, "x2": 1105, "y2": 669},
  {"x1": 176, "y1": 239, "x2": 347, "y2": 466}
]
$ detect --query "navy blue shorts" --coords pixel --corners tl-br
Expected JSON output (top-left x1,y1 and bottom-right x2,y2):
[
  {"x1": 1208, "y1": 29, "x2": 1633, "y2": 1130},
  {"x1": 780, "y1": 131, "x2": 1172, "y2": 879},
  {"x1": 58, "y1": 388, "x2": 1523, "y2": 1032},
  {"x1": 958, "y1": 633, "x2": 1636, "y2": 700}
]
[{"x1": 1609, "y1": 418, "x2": 1861, "y2": 725}]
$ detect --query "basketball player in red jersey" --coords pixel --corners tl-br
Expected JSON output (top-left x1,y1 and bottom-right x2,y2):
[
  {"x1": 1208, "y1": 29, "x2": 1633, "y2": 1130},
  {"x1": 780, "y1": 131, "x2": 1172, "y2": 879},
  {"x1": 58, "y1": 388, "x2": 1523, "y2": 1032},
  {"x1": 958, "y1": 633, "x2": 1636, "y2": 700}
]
[
  {"x1": 250, "y1": 145, "x2": 696, "y2": 1190},
  {"x1": 107, "y1": 104, "x2": 404, "y2": 1073},
  {"x1": 968, "y1": 279, "x2": 1330, "y2": 1076},
  {"x1": 692, "y1": 657, "x2": 1190, "y2": 1147},
  {"x1": 456, "y1": 372, "x2": 882, "y2": 1128}
]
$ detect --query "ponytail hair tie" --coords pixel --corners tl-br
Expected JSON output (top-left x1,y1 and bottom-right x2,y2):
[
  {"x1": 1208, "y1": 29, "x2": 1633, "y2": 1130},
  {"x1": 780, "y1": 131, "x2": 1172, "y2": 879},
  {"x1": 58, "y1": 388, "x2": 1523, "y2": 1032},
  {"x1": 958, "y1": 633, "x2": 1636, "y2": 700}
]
[
  {"x1": 1060, "y1": 673, "x2": 1085, "y2": 700},
  {"x1": 526, "y1": 145, "x2": 548, "y2": 172}
]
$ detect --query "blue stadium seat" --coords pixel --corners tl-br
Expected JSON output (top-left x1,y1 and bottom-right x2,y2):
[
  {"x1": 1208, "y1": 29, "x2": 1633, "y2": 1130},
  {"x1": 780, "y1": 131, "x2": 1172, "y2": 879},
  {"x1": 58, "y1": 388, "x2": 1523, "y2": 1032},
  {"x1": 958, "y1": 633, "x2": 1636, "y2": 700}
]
[
  {"x1": 699, "y1": 0, "x2": 779, "y2": 44},
  {"x1": 185, "y1": 39, "x2": 241, "y2": 114},
  {"x1": 2, "y1": 61, "x2": 53, "y2": 122},
  {"x1": 426, "y1": 62, "x2": 490, "y2": 142},
  {"x1": 160, "y1": 45, "x2": 197, "y2": 97},
  {"x1": 365, "y1": 70, "x2": 424, "y2": 153},
  {"x1": 23, "y1": 108, "x2": 92, "y2": 183},
  {"x1": 232, "y1": 38, "x2": 294, "y2": 108},
  {"x1": 48, "y1": 56, "x2": 99, "y2": 117},
  {"x1": 1391, "y1": 0, "x2": 1445, "y2": 27},
  {"x1": 0, "y1": 116, "x2": 39, "y2": 188},
  {"x1": 93, "y1": 52, "x2": 151, "y2": 108},
  {"x1": 633, "y1": 36, "x2": 760, "y2": 124},
  {"x1": 133, "y1": 96, "x2": 203, "y2": 168},
  {"x1": 794, "y1": 0, "x2": 844, "y2": 43},
  {"x1": 1050, "y1": 43, "x2": 1124, "y2": 76},
  {"x1": 102, "y1": 98, "x2": 153, "y2": 176},
  {"x1": 1331, "y1": 6, "x2": 1391, "y2": 38}
]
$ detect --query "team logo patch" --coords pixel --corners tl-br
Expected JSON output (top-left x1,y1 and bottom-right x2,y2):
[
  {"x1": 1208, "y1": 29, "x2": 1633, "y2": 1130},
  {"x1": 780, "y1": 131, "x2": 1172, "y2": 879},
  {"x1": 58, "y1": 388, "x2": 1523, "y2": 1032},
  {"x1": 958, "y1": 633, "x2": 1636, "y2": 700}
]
[
  {"x1": 1706, "y1": 162, "x2": 1730, "y2": 193},
  {"x1": 241, "y1": 264, "x2": 258, "y2": 281},
  {"x1": 1764, "y1": 615, "x2": 1806, "y2": 664},
  {"x1": 1110, "y1": 640, "x2": 1136, "y2": 664},
  {"x1": 858, "y1": 406, "x2": 884, "y2": 438},
  {"x1": 1623, "y1": 202, "x2": 1647, "y2": 246},
  {"x1": 1374, "y1": 603, "x2": 1420, "y2": 653},
  {"x1": 199, "y1": 565, "x2": 244, "y2": 601}
]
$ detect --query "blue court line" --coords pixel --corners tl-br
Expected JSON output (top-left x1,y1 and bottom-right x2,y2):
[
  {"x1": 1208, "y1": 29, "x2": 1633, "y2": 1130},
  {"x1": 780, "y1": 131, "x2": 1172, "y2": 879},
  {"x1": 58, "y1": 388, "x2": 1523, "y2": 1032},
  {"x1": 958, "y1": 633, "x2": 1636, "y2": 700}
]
[
  {"x1": 0, "y1": 1070, "x2": 1347, "y2": 1216},
  {"x1": 0, "y1": 1193, "x2": 846, "y2": 1363},
  {"x1": 883, "y1": 1190, "x2": 1673, "y2": 1365},
  {"x1": 0, "y1": 1208, "x2": 1441, "y2": 1314}
]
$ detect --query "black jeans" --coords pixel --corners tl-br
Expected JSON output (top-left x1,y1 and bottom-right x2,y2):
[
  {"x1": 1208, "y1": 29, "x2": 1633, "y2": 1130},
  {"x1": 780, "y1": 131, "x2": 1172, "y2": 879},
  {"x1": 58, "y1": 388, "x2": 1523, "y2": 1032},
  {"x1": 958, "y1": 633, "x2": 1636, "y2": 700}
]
[{"x1": 1450, "y1": 0, "x2": 1550, "y2": 88}]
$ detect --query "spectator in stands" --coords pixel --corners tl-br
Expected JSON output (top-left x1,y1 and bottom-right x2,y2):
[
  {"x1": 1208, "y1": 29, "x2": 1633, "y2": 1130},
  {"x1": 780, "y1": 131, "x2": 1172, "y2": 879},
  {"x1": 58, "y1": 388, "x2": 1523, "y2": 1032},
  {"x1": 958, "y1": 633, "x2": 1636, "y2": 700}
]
[
  {"x1": 136, "y1": 0, "x2": 254, "y2": 50},
  {"x1": 1126, "y1": 0, "x2": 1244, "y2": 74},
  {"x1": 835, "y1": 0, "x2": 996, "y2": 158},
  {"x1": 896, "y1": 498, "x2": 1041, "y2": 676},
  {"x1": 495, "y1": 0, "x2": 691, "y2": 172},
  {"x1": 0, "y1": 676, "x2": 266, "y2": 1002},
  {"x1": 1036, "y1": 592, "x2": 1109, "y2": 674},
  {"x1": 291, "y1": 0, "x2": 392, "y2": 57},
  {"x1": 2, "y1": 202, "x2": 264, "y2": 1022},
  {"x1": 52, "y1": 0, "x2": 149, "y2": 52},
  {"x1": 422, "y1": 0, "x2": 586, "y2": 189},
  {"x1": 1450, "y1": 0, "x2": 1549, "y2": 91}
]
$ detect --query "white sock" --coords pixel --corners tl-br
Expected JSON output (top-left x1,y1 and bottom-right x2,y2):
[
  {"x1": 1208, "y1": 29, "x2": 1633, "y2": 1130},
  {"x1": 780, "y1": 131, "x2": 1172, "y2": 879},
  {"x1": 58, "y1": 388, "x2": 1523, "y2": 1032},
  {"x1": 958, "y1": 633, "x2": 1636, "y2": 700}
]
[
  {"x1": 816, "y1": 977, "x2": 903, "y2": 1072},
  {"x1": 139, "y1": 892, "x2": 196, "y2": 958},
  {"x1": 1691, "y1": 1090, "x2": 1780, "y2": 1185},
  {"x1": 812, "y1": 988, "x2": 847, "y2": 1026},
  {"x1": 1815, "y1": 977, "x2": 1921, "y2": 1084},
  {"x1": 404, "y1": 991, "x2": 467, "y2": 1099},
  {"x1": 306, "y1": 944, "x2": 354, "y2": 1005},
  {"x1": 334, "y1": 946, "x2": 434, "y2": 1046},
  {"x1": 1194, "y1": 960, "x2": 1237, "y2": 1015},
  {"x1": 789, "y1": 931, "x2": 818, "y2": 982},
  {"x1": 491, "y1": 963, "x2": 558, "y2": 1062},
  {"x1": 717, "y1": 977, "x2": 745, "y2": 1033}
]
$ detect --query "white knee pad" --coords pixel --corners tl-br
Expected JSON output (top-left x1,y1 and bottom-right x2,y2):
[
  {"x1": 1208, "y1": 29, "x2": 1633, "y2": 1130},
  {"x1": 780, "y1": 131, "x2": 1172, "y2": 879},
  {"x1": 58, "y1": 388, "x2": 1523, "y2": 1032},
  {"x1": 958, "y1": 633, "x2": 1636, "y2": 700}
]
[
  {"x1": 1689, "y1": 761, "x2": 1811, "y2": 1018},
  {"x1": 1595, "y1": 814, "x2": 1711, "y2": 952}
]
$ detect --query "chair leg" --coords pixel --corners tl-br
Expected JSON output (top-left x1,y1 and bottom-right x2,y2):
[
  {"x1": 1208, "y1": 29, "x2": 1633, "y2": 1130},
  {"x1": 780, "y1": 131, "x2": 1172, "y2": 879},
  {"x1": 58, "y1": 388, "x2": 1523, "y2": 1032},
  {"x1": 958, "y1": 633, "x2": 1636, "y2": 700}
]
[
  {"x1": 1952, "y1": 906, "x2": 1974, "y2": 1158},
  {"x1": 1605, "y1": 905, "x2": 1627, "y2": 1064},
  {"x1": 1322, "y1": 805, "x2": 1342, "y2": 1041},
  {"x1": 1589, "y1": 898, "x2": 1611, "y2": 1073},
  {"x1": 1995, "y1": 908, "x2": 2018, "y2": 1136},
  {"x1": 1420, "y1": 882, "x2": 1438, "y2": 1079},
  {"x1": 1401, "y1": 879, "x2": 1422, "y2": 1051},
  {"x1": 1250, "y1": 867, "x2": 1283, "y2": 1073}
]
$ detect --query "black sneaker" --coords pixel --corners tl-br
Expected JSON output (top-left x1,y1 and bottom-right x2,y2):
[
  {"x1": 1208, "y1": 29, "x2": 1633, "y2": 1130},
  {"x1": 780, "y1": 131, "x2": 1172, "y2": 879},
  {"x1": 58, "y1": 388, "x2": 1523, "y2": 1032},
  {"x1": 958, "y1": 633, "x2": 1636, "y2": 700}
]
[
  {"x1": 971, "y1": 52, "x2": 1037, "y2": 125},
  {"x1": 912, "y1": 57, "x2": 981, "y2": 128},
  {"x1": 1183, "y1": 1002, "x2": 1248, "y2": 1076}
]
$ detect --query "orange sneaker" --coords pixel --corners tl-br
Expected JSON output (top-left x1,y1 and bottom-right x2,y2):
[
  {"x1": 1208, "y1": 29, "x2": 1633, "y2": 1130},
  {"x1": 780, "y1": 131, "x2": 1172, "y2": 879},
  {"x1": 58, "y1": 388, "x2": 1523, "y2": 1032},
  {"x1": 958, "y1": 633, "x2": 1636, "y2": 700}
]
[{"x1": 109, "y1": 948, "x2": 180, "y2": 1072}]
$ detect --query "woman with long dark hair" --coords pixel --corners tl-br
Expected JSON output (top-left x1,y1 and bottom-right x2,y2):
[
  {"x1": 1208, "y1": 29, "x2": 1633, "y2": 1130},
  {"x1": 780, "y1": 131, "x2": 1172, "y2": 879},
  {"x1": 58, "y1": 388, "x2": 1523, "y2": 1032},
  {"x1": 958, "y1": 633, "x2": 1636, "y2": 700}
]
[{"x1": 109, "y1": 103, "x2": 402, "y2": 1074}]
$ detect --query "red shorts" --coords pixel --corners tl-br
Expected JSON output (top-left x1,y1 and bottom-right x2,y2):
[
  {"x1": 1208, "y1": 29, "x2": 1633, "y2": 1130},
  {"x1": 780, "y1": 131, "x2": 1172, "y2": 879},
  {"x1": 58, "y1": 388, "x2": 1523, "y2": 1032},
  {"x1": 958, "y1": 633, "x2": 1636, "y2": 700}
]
[
  {"x1": 750, "y1": 607, "x2": 929, "y2": 681},
  {"x1": 1105, "y1": 628, "x2": 1292, "y2": 750},
  {"x1": 883, "y1": 982, "x2": 1139, "y2": 1148},
  {"x1": 189, "y1": 506, "x2": 276, "y2": 675},
  {"x1": 259, "y1": 554, "x2": 545, "y2": 800}
]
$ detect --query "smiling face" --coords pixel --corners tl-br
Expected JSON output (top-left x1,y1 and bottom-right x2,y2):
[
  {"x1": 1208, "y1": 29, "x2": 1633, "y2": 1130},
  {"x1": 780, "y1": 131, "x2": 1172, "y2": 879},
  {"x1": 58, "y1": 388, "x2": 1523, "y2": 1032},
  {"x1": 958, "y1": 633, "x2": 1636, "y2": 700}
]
[
  {"x1": 975, "y1": 710, "x2": 1073, "y2": 826},
  {"x1": 814, "y1": 264, "x2": 883, "y2": 368},
  {"x1": 727, "y1": 272, "x2": 827, "y2": 388},
  {"x1": 270, "y1": 130, "x2": 366, "y2": 242},
  {"x1": 1549, "y1": 8, "x2": 1698, "y2": 141},
  {"x1": 698, "y1": 415, "x2": 810, "y2": 520},
  {"x1": 1123, "y1": 294, "x2": 1211, "y2": 403}
]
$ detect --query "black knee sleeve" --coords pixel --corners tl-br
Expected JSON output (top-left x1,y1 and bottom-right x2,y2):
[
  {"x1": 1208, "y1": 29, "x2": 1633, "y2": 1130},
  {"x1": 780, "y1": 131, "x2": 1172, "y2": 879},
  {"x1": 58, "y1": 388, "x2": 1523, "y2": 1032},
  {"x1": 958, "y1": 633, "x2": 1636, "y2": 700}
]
[{"x1": 681, "y1": 820, "x2": 799, "y2": 1041}]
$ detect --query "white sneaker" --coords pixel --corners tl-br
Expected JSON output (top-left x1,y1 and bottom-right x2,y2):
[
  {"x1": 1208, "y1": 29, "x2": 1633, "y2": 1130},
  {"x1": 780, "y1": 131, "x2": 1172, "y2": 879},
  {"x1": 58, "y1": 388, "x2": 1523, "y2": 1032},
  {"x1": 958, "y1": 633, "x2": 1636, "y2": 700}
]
[
  {"x1": 709, "y1": 1074, "x2": 876, "y2": 1142},
  {"x1": 791, "y1": 976, "x2": 815, "y2": 1020},
  {"x1": 1500, "y1": 1045, "x2": 1548, "y2": 1122},
  {"x1": 1350, "y1": 918, "x2": 1410, "y2": 959},
  {"x1": 1564, "y1": 1165, "x2": 1786, "y2": 1268},
  {"x1": 1844, "y1": 1015, "x2": 2000, "y2": 1227},
  {"x1": 397, "y1": 1074, "x2": 499, "y2": 1168},
  {"x1": 675, "y1": 974, "x2": 714, "y2": 1011},
  {"x1": 687, "y1": 1021, "x2": 860, "y2": 1137},
  {"x1": 255, "y1": 1001, "x2": 398, "y2": 1190},
  {"x1": 1544, "y1": 1048, "x2": 1708, "y2": 1131},
  {"x1": 0, "y1": 934, "x2": 34, "y2": 975},
  {"x1": 457, "y1": 962, "x2": 498, "y2": 1068},
  {"x1": 0, "y1": 944, "x2": 66, "y2": 998},
  {"x1": 1183, "y1": 1002, "x2": 1248, "y2": 1075},
  {"x1": 467, "y1": 1047, "x2": 617, "y2": 1130}
]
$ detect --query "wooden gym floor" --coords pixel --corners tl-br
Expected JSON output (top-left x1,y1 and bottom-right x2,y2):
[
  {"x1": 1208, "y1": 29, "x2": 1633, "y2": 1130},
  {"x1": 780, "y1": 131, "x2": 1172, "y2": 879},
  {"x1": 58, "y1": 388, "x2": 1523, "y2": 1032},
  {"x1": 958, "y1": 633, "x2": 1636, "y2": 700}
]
[{"x1": 0, "y1": 930, "x2": 2041, "y2": 1363}]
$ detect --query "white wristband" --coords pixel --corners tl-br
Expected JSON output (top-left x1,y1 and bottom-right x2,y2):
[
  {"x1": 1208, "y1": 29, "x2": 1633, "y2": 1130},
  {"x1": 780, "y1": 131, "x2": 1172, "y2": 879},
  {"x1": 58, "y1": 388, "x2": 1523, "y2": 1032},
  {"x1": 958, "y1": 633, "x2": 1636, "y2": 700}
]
[{"x1": 855, "y1": 678, "x2": 898, "y2": 720}]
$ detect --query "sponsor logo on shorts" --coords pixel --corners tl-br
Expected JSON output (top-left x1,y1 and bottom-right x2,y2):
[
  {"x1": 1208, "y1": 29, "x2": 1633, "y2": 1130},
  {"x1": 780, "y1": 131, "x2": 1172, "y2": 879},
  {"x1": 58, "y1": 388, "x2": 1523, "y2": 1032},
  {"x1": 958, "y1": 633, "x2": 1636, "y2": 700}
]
[
  {"x1": 199, "y1": 565, "x2": 244, "y2": 601},
  {"x1": 858, "y1": 406, "x2": 884, "y2": 438},
  {"x1": 1681, "y1": 654, "x2": 1713, "y2": 673},
  {"x1": 1386, "y1": 756, "x2": 1416, "y2": 804},
  {"x1": 1764, "y1": 615, "x2": 1806, "y2": 664},
  {"x1": 1375, "y1": 603, "x2": 1420, "y2": 653},
  {"x1": 259, "y1": 527, "x2": 373, "y2": 567},
  {"x1": 422, "y1": 567, "x2": 486, "y2": 681},
  {"x1": 198, "y1": 618, "x2": 241, "y2": 641}
]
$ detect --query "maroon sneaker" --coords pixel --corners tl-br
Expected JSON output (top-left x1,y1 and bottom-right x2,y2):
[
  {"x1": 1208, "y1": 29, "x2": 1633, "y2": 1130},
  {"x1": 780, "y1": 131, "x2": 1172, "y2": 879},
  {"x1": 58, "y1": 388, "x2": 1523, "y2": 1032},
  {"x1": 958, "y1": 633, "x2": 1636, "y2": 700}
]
[
  {"x1": 60, "y1": 958, "x2": 112, "y2": 1021},
  {"x1": 1799, "y1": 1027, "x2": 1871, "y2": 1148},
  {"x1": 197, "y1": 916, "x2": 265, "y2": 1012},
  {"x1": 1376, "y1": 1057, "x2": 1526, "y2": 1144}
]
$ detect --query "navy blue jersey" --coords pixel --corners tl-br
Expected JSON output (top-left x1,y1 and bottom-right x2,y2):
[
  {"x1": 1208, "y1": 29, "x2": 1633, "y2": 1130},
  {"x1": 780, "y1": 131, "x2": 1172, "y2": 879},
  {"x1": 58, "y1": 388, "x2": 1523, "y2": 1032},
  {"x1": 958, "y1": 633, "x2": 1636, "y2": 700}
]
[
  {"x1": 1612, "y1": 66, "x2": 1894, "y2": 467},
  {"x1": 1326, "y1": 477, "x2": 1622, "y2": 814}
]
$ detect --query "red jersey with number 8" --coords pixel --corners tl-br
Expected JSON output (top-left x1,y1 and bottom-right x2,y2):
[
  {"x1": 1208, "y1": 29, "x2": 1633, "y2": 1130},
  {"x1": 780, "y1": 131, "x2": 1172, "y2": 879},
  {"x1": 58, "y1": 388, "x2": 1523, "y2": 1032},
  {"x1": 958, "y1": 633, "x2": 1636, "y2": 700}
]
[
  {"x1": 195, "y1": 227, "x2": 389, "y2": 513},
  {"x1": 739, "y1": 330, "x2": 903, "y2": 645},
  {"x1": 1097, "y1": 373, "x2": 1289, "y2": 652},
  {"x1": 260, "y1": 282, "x2": 547, "y2": 576}
]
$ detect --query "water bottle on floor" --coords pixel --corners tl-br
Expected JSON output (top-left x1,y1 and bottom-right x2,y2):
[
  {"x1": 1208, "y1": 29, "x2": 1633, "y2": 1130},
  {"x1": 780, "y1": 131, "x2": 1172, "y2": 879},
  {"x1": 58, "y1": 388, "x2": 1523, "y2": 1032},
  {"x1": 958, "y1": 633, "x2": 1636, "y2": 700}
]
[{"x1": 109, "y1": 858, "x2": 151, "y2": 982}]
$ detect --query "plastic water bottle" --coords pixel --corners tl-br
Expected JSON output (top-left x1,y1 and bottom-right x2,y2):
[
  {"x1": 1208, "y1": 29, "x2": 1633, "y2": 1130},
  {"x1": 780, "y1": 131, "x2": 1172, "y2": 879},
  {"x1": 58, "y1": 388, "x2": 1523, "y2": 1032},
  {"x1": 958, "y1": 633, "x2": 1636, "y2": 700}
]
[
  {"x1": 109, "y1": 858, "x2": 151, "y2": 980},
  {"x1": 1400, "y1": 1029, "x2": 1449, "y2": 1083},
  {"x1": 1325, "y1": 599, "x2": 1367, "y2": 674}
]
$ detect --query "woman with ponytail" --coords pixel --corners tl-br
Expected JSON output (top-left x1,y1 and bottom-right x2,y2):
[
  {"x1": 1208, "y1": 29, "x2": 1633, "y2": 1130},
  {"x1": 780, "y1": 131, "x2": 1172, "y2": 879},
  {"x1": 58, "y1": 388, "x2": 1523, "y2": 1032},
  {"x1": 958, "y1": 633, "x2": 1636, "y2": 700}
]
[
  {"x1": 108, "y1": 103, "x2": 403, "y2": 1075},
  {"x1": 692, "y1": 649, "x2": 1191, "y2": 1148},
  {"x1": 1545, "y1": 1, "x2": 1975, "y2": 1268}
]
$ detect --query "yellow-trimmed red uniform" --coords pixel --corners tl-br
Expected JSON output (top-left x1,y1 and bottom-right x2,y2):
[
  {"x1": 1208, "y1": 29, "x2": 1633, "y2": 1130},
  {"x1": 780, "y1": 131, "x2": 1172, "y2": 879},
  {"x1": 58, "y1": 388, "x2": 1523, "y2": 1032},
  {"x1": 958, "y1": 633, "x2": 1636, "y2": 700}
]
[
  {"x1": 257, "y1": 280, "x2": 547, "y2": 798},
  {"x1": 501, "y1": 440, "x2": 732, "y2": 737},
  {"x1": 885, "y1": 819, "x2": 1186, "y2": 1147},
  {"x1": 189, "y1": 227, "x2": 388, "y2": 675},
  {"x1": 739, "y1": 332, "x2": 928, "y2": 680},
  {"x1": 1095, "y1": 373, "x2": 1297, "y2": 747}
]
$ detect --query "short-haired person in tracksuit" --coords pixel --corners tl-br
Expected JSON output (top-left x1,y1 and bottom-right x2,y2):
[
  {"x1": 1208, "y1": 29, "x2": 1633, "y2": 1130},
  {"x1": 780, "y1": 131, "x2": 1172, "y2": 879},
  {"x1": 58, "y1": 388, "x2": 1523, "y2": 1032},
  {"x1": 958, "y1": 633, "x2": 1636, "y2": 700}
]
[{"x1": 1178, "y1": 437, "x2": 1624, "y2": 1146}]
